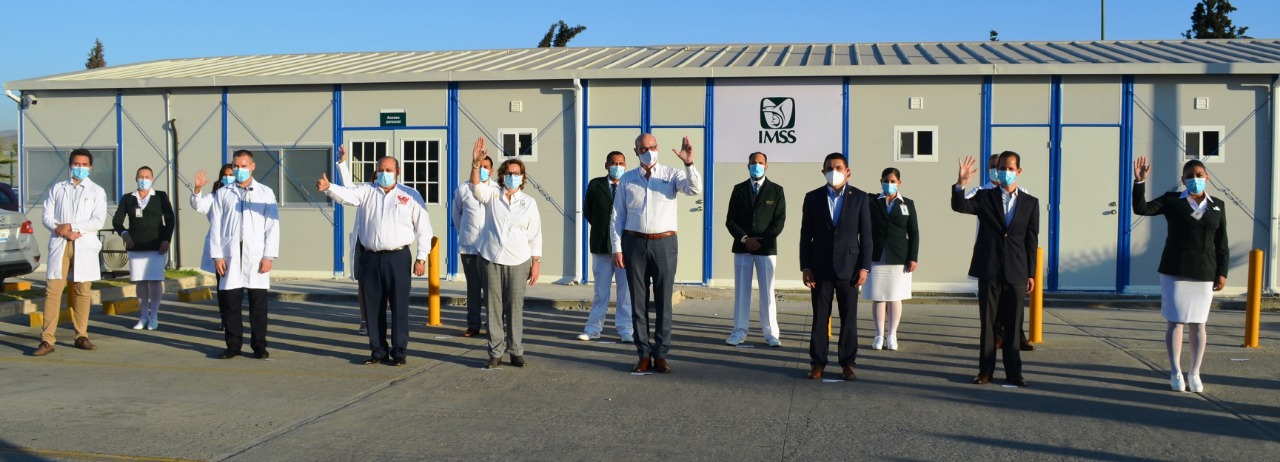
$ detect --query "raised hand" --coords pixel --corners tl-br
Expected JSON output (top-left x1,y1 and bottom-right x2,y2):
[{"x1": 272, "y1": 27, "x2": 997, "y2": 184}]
[
  {"x1": 472, "y1": 137, "x2": 487, "y2": 163},
  {"x1": 316, "y1": 173, "x2": 330, "y2": 192},
  {"x1": 673, "y1": 136, "x2": 694, "y2": 165},
  {"x1": 1134, "y1": 156, "x2": 1151, "y2": 182},
  {"x1": 957, "y1": 156, "x2": 977, "y2": 187},
  {"x1": 193, "y1": 169, "x2": 208, "y2": 192}
]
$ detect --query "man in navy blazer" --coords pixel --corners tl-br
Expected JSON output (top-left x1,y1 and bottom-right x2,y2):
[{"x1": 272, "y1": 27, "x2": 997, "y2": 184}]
[
  {"x1": 951, "y1": 151, "x2": 1038, "y2": 387},
  {"x1": 799, "y1": 152, "x2": 873, "y2": 381}
]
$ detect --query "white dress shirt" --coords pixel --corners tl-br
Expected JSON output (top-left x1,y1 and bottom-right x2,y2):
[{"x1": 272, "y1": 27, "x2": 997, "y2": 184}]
[
  {"x1": 471, "y1": 182, "x2": 543, "y2": 266},
  {"x1": 452, "y1": 180, "x2": 494, "y2": 255},
  {"x1": 609, "y1": 162, "x2": 703, "y2": 253},
  {"x1": 41, "y1": 178, "x2": 107, "y2": 281},
  {"x1": 1181, "y1": 190, "x2": 1213, "y2": 220},
  {"x1": 208, "y1": 180, "x2": 281, "y2": 290},
  {"x1": 325, "y1": 181, "x2": 434, "y2": 261}
]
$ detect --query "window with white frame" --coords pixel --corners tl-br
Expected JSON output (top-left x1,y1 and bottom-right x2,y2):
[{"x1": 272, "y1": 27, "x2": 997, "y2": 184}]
[
  {"x1": 894, "y1": 126, "x2": 937, "y2": 161},
  {"x1": 232, "y1": 146, "x2": 332, "y2": 206},
  {"x1": 1181, "y1": 126, "x2": 1224, "y2": 163},
  {"x1": 349, "y1": 140, "x2": 388, "y2": 184},
  {"x1": 401, "y1": 139, "x2": 442, "y2": 204},
  {"x1": 24, "y1": 148, "x2": 118, "y2": 206},
  {"x1": 499, "y1": 129, "x2": 537, "y2": 161}
]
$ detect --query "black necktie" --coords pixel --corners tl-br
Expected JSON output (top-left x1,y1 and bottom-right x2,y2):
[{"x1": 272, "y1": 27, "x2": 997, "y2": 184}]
[
  {"x1": 752, "y1": 181, "x2": 759, "y2": 196},
  {"x1": 611, "y1": 183, "x2": 617, "y2": 197}
]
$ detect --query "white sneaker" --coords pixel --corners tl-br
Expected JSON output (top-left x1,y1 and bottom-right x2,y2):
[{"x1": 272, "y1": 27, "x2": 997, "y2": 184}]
[
  {"x1": 871, "y1": 336, "x2": 884, "y2": 350},
  {"x1": 885, "y1": 336, "x2": 898, "y2": 351},
  {"x1": 147, "y1": 315, "x2": 158, "y2": 331},
  {"x1": 1171, "y1": 372, "x2": 1186, "y2": 392},
  {"x1": 619, "y1": 333, "x2": 634, "y2": 343},
  {"x1": 1188, "y1": 374, "x2": 1204, "y2": 393},
  {"x1": 725, "y1": 335, "x2": 744, "y2": 346},
  {"x1": 766, "y1": 338, "x2": 782, "y2": 348},
  {"x1": 576, "y1": 332, "x2": 599, "y2": 341},
  {"x1": 132, "y1": 319, "x2": 146, "y2": 330}
]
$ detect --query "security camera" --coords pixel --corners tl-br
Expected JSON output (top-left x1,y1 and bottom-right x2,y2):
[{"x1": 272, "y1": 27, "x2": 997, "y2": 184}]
[{"x1": 27, "y1": 95, "x2": 37, "y2": 105}]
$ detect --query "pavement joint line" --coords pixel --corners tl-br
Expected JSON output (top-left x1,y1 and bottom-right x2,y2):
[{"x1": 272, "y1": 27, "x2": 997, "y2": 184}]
[
  {"x1": 209, "y1": 327, "x2": 500, "y2": 461},
  {"x1": 1046, "y1": 307, "x2": 1280, "y2": 444}
]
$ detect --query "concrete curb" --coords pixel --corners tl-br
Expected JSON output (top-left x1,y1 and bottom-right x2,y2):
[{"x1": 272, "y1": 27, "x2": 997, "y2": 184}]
[{"x1": 0, "y1": 274, "x2": 218, "y2": 318}]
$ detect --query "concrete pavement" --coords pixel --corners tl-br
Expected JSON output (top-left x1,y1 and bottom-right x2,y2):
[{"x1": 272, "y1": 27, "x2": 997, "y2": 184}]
[{"x1": 0, "y1": 283, "x2": 1278, "y2": 461}]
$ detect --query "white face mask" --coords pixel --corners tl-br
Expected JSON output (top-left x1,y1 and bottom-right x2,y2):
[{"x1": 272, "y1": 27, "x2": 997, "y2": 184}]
[
  {"x1": 639, "y1": 150, "x2": 658, "y2": 166},
  {"x1": 825, "y1": 170, "x2": 845, "y2": 188}
]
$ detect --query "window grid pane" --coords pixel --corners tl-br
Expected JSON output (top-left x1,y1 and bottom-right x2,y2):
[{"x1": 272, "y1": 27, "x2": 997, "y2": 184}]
[
  {"x1": 1203, "y1": 131, "x2": 1220, "y2": 157},
  {"x1": 282, "y1": 148, "x2": 332, "y2": 205},
  {"x1": 918, "y1": 131, "x2": 934, "y2": 155},
  {"x1": 1186, "y1": 133, "x2": 1201, "y2": 159},
  {"x1": 401, "y1": 140, "x2": 440, "y2": 204}
]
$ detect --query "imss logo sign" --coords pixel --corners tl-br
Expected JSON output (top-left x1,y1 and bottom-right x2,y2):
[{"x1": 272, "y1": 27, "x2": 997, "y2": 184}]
[{"x1": 759, "y1": 97, "x2": 796, "y2": 143}]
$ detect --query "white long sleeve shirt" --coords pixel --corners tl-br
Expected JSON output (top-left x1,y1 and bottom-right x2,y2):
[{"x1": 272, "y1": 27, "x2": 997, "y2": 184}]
[
  {"x1": 610, "y1": 162, "x2": 703, "y2": 253},
  {"x1": 325, "y1": 182, "x2": 433, "y2": 261},
  {"x1": 471, "y1": 182, "x2": 542, "y2": 266},
  {"x1": 208, "y1": 180, "x2": 280, "y2": 290},
  {"x1": 451, "y1": 180, "x2": 493, "y2": 255}
]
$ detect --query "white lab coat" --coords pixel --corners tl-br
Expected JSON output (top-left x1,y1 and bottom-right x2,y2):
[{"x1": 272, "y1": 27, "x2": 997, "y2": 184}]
[
  {"x1": 208, "y1": 180, "x2": 280, "y2": 290},
  {"x1": 41, "y1": 178, "x2": 108, "y2": 281},
  {"x1": 190, "y1": 191, "x2": 216, "y2": 274}
]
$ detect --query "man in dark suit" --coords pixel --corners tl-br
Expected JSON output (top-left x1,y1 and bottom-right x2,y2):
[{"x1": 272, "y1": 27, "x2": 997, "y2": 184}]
[
  {"x1": 951, "y1": 151, "x2": 1038, "y2": 387},
  {"x1": 799, "y1": 152, "x2": 872, "y2": 381},
  {"x1": 577, "y1": 151, "x2": 633, "y2": 343},
  {"x1": 725, "y1": 152, "x2": 786, "y2": 347}
]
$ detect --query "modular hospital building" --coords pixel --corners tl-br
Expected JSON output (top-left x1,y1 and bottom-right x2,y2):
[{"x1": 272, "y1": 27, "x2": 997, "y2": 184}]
[{"x1": 4, "y1": 40, "x2": 1279, "y2": 294}]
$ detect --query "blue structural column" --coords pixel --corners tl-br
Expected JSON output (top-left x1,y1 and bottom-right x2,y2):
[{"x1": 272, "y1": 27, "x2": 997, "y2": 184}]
[
  {"x1": 640, "y1": 79, "x2": 651, "y2": 132},
  {"x1": 702, "y1": 78, "x2": 715, "y2": 285},
  {"x1": 1116, "y1": 76, "x2": 1136, "y2": 292},
  {"x1": 842, "y1": 77, "x2": 850, "y2": 162},
  {"x1": 17, "y1": 93, "x2": 25, "y2": 214},
  {"x1": 331, "y1": 85, "x2": 345, "y2": 274},
  {"x1": 580, "y1": 79, "x2": 591, "y2": 284},
  {"x1": 220, "y1": 88, "x2": 229, "y2": 165},
  {"x1": 981, "y1": 76, "x2": 994, "y2": 182},
  {"x1": 446, "y1": 82, "x2": 460, "y2": 276},
  {"x1": 1047, "y1": 76, "x2": 1063, "y2": 291},
  {"x1": 116, "y1": 91, "x2": 124, "y2": 196}
]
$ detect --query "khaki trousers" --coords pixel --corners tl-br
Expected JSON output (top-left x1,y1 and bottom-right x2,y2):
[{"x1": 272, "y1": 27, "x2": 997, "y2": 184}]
[{"x1": 41, "y1": 241, "x2": 93, "y2": 343}]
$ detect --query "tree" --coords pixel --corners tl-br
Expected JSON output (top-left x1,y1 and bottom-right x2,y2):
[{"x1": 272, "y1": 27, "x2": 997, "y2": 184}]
[
  {"x1": 989, "y1": 30, "x2": 999, "y2": 42},
  {"x1": 537, "y1": 20, "x2": 587, "y2": 48},
  {"x1": 1183, "y1": 0, "x2": 1250, "y2": 39},
  {"x1": 85, "y1": 38, "x2": 106, "y2": 69}
]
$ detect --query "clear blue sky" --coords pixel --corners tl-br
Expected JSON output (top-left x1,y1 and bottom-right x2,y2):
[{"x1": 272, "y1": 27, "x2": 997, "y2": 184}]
[{"x1": 3, "y1": 0, "x2": 1278, "y2": 132}]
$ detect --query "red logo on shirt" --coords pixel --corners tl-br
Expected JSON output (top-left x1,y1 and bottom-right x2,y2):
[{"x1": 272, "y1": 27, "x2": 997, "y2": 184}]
[{"x1": 397, "y1": 195, "x2": 410, "y2": 205}]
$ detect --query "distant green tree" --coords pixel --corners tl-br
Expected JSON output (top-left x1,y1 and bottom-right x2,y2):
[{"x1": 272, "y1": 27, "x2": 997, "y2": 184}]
[
  {"x1": 1183, "y1": 0, "x2": 1250, "y2": 39},
  {"x1": 989, "y1": 30, "x2": 999, "y2": 42},
  {"x1": 537, "y1": 20, "x2": 587, "y2": 48},
  {"x1": 86, "y1": 38, "x2": 106, "y2": 69}
]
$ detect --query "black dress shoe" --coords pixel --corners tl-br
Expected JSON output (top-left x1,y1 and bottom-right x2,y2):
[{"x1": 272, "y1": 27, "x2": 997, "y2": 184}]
[
  {"x1": 1020, "y1": 341, "x2": 1037, "y2": 351},
  {"x1": 486, "y1": 357, "x2": 501, "y2": 369},
  {"x1": 362, "y1": 356, "x2": 385, "y2": 365},
  {"x1": 462, "y1": 328, "x2": 481, "y2": 337},
  {"x1": 390, "y1": 357, "x2": 406, "y2": 367},
  {"x1": 510, "y1": 355, "x2": 526, "y2": 367},
  {"x1": 972, "y1": 374, "x2": 992, "y2": 384},
  {"x1": 219, "y1": 349, "x2": 240, "y2": 359},
  {"x1": 1007, "y1": 377, "x2": 1030, "y2": 387},
  {"x1": 254, "y1": 350, "x2": 270, "y2": 360}
]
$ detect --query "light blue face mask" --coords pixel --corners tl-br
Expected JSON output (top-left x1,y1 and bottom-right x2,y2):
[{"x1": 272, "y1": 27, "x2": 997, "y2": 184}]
[
  {"x1": 137, "y1": 179, "x2": 153, "y2": 191},
  {"x1": 639, "y1": 150, "x2": 658, "y2": 166},
  {"x1": 994, "y1": 170, "x2": 1017, "y2": 186},
  {"x1": 233, "y1": 167, "x2": 251, "y2": 183},
  {"x1": 608, "y1": 165, "x2": 625, "y2": 179},
  {"x1": 748, "y1": 164, "x2": 766, "y2": 179},
  {"x1": 70, "y1": 166, "x2": 91, "y2": 181},
  {"x1": 478, "y1": 168, "x2": 491, "y2": 182},
  {"x1": 504, "y1": 174, "x2": 523, "y2": 190},
  {"x1": 376, "y1": 171, "x2": 397, "y2": 188},
  {"x1": 881, "y1": 182, "x2": 898, "y2": 196},
  {"x1": 988, "y1": 168, "x2": 998, "y2": 183},
  {"x1": 1185, "y1": 177, "x2": 1207, "y2": 195},
  {"x1": 221, "y1": 175, "x2": 235, "y2": 186}
]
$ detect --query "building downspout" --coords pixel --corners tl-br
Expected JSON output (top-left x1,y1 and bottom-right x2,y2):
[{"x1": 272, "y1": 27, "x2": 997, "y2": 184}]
[
  {"x1": 1268, "y1": 74, "x2": 1279, "y2": 294},
  {"x1": 164, "y1": 92, "x2": 182, "y2": 268},
  {"x1": 572, "y1": 77, "x2": 584, "y2": 284}
]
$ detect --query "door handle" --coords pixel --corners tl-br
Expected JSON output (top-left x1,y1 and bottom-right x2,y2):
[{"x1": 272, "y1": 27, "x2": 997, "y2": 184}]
[
  {"x1": 695, "y1": 199, "x2": 704, "y2": 205},
  {"x1": 1108, "y1": 201, "x2": 1118, "y2": 207},
  {"x1": 1106, "y1": 209, "x2": 1117, "y2": 215},
  {"x1": 693, "y1": 207, "x2": 703, "y2": 212}
]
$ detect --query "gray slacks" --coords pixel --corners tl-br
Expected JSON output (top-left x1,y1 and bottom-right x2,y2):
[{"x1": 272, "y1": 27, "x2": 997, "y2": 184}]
[{"x1": 484, "y1": 258, "x2": 531, "y2": 358}]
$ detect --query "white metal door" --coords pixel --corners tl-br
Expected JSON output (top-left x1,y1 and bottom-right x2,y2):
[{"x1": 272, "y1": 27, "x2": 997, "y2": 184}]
[
  {"x1": 1057, "y1": 127, "x2": 1121, "y2": 290},
  {"x1": 991, "y1": 127, "x2": 1051, "y2": 254},
  {"x1": 650, "y1": 128, "x2": 706, "y2": 284}
]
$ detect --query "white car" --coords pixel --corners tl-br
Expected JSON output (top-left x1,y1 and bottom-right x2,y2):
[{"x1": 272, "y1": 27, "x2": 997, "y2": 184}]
[{"x1": 0, "y1": 209, "x2": 41, "y2": 286}]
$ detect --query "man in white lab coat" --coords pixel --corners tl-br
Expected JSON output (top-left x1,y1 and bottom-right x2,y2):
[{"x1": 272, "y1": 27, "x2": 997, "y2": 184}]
[
  {"x1": 33, "y1": 148, "x2": 108, "y2": 356},
  {"x1": 209, "y1": 150, "x2": 281, "y2": 360}
]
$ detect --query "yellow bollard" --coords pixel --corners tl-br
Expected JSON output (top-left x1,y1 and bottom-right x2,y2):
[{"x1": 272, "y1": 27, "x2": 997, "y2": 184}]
[
  {"x1": 1244, "y1": 249, "x2": 1262, "y2": 348},
  {"x1": 1029, "y1": 247, "x2": 1044, "y2": 344},
  {"x1": 828, "y1": 317, "x2": 832, "y2": 339},
  {"x1": 427, "y1": 236, "x2": 442, "y2": 327}
]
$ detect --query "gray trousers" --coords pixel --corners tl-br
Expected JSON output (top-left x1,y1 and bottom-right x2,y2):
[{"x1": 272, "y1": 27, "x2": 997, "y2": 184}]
[
  {"x1": 622, "y1": 233, "x2": 678, "y2": 360},
  {"x1": 460, "y1": 253, "x2": 487, "y2": 330},
  {"x1": 484, "y1": 258, "x2": 531, "y2": 358}
]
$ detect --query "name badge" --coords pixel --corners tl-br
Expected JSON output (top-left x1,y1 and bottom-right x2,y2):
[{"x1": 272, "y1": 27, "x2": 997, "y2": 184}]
[
  {"x1": 900, "y1": 204, "x2": 910, "y2": 216},
  {"x1": 135, "y1": 207, "x2": 145, "y2": 218},
  {"x1": 765, "y1": 200, "x2": 775, "y2": 205}
]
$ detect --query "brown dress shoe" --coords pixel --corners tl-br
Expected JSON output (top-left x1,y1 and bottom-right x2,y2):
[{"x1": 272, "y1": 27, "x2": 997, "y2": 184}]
[
  {"x1": 654, "y1": 358, "x2": 671, "y2": 374},
  {"x1": 462, "y1": 328, "x2": 481, "y2": 338},
  {"x1": 74, "y1": 337, "x2": 97, "y2": 351},
  {"x1": 632, "y1": 358, "x2": 651, "y2": 372},
  {"x1": 33, "y1": 341, "x2": 55, "y2": 356},
  {"x1": 1020, "y1": 341, "x2": 1037, "y2": 351},
  {"x1": 973, "y1": 373, "x2": 992, "y2": 384},
  {"x1": 1007, "y1": 376, "x2": 1029, "y2": 387},
  {"x1": 807, "y1": 365, "x2": 823, "y2": 380},
  {"x1": 841, "y1": 365, "x2": 857, "y2": 381}
]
